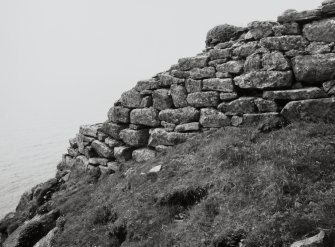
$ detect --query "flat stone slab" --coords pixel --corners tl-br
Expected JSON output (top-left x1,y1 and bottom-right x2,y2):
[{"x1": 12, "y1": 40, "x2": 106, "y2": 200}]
[
  {"x1": 260, "y1": 36, "x2": 308, "y2": 51},
  {"x1": 263, "y1": 87, "x2": 327, "y2": 101},
  {"x1": 281, "y1": 98, "x2": 335, "y2": 122},
  {"x1": 175, "y1": 122, "x2": 200, "y2": 132},
  {"x1": 130, "y1": 108, "x2": 160, "y2": 127},
  {"x1": 187, "y1": 91, "x2": 219, "y2": 107},
  {"x1": 202, "y1": 78, "x2": 234, "y2": 92},
  {"x1": 277, "y1": 9, "x2": 322, "y2": 23},
  {"x1": 119, "y1": 129, "x2": 150, "y2": 147},
  {"x1": 292, "y1": 54, "x2": 335, "y2": 83},
  {"x1": 216, "y1": 61, "x2": 244, "y2": 74},
  {"x1": 178, "y1": 55, "x2": 209, "y2": 71},
  {"x1": 234, "y1": 71, "x2": 292, "y2": 89},
  {"x1": 303, "y1": 17, "x2": 335, "y2": 42},
  {"x1": 159, "y1": 107, "x2": 199, "y2": 125}
]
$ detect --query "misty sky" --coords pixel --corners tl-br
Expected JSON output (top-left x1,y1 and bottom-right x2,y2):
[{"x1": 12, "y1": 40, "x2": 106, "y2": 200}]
[{"x1": 0, "y1": 0, "x2": 318, "y2": 124}]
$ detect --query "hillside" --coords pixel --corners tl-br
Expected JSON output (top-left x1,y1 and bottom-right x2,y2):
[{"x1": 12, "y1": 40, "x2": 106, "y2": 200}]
[{"x1": 1, "y1": 0, "x2": 335, "y2": 246}]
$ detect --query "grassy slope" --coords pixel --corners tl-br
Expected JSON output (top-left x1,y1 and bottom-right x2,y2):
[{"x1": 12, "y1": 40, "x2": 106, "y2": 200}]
[{"x1": 51, "y1": 122, "x2": 335, "y2": 247}]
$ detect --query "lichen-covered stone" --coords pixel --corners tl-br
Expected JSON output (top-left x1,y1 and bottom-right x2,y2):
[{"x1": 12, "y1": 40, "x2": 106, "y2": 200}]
[
  {"x1": 199, "y1": 108, "x2": 230, "y2": 128},
  {"x1": 152, "y1": 89, "x2": 173, "y2": 110},
  {"x1": 292, "y1": 54, "x2": 335, "y2": 83},
  {"x1": 281, "y1": 98, "x2": 335, "y2": 122},
  {"x1": 132, "y1": 148, "x2": 156, "y2": 162},
  {"x1": 263, "y1": 88, "x2": 327, "y2": 100},
  {"x1": 101, "y1": 122, "x2": 127, "y2": 140},
  {"x1": 178, "y1": 55, "x2": 209, "y2": 71},
  {"x1": 119, "y1": 129, "x2": 149, "y2": 147},
  {"x1": 323, "y1": 80, "x2": 335, "y2": 95},
  {"x1": 114, "y1": 146, "x2": 133, "y2": 162},
  {"x1": 234, "y1": 71, "x2": 292, "y2": 89},
  {"x1": 216, "y1": 72, "x2": 232, "y2": 79},
  {"x1": 161, "y1": 121, "x2": 175, "y2": 132},
  {"x1": 185, "y1": 79, "x2": 202, "y2": 93},
  {"x1": 206, "y1": 24, "x2": 244, "y2": 47},
  {"x1": 220, "y1": 92, "x2": 238, "y2": 101},
  {"x1": 175, "y1": 122, "x2": 200, "y2": 132},
  {"x1": 202, "y1": 78, "x2": 234, "y2": 92},
  {"x1": 277, "y1": 9, "x2": 322, "y2": 23},
  {"x1": 130, "y1": 108, "x2": 160, "y2": 127},
  {"x1": 216, "y1": 61, "x2": 244, "y2": 75},
  {"x1": 76, "y1": 133, "x2": 94, "y2": 154},
  {"x1": 108, "y1": 106, "x2": 130, "y2": 124},
  {"x1": 209, "y1": 48, "x2": 232, "y2": 60},
  {"x1": 272, "y1": 22, "x2": 300, "y2": 36},
  {"x1": 148, "y1": 128, "x2": 192, "y2": 147},
  {"x1": 260, "y1": 36, "x2": 309, "y2": 51},
  {"x1": 233, "y1": 42, "x2": 258, "y2": 57},
  {"x1": 189, "y1": 67, "x2": 216, "y2": 80},
  {"x1": 303, "y1": 17, "x2": 335, "y2": 43},
  {"x1": 247, "y1": 21, "x2": 278, "y2": 39},
  {"x1": 170, "y1": 84, "x2": 188, "y2": 108},
  {"x1": 170, "y1": 69, "x2": 190, "y2": 79},
  {"x1": 121, "y1": 89, "x2": 143, "y2": 108},
  {"x1": 226, "y1": 97, "x2": 257, "y2": 115},
  {"x1": 187, "y1": 91, "x2": 219, "y2": 107},
  {"x1": 262, "y1": 51, "x2": 290, "y2": 71},
  {"x1": 158, "y1": 74, "x2": 185, "y2": 87},
  {"x1": 306, "y1": 42, "x2": 332, "y2": 54},
  {"x1": 135, "y1": 78, "x2": 159, "y2": 92},
  {"x1": 91, "y1": 140, "x2": 114, "y2": 159},
  {"x1": 79, "y1": 124, "x2": 102, "y2": 138},
  {"x1": 159, "y1": 107, "x2": 200, "y2": 124},
  {"x1": 254, "y1": 98, "x2": 278, "y2": 112},
  {"x1": 243, "y1": 113, "x2": 280, "y2": 126},
  {"x1": 244, "y1": 53, "x2": 262, "y2": 72},
  {"x1": 104, "y1": 137, "x2": 122, "y2": 148},
  {"x1": 231, "y1": 116, "x2": 243, "y2": 126}
]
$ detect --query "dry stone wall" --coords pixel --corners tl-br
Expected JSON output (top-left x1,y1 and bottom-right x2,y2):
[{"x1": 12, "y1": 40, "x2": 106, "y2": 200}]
[{"x1": 58, "y1": 0, "x2": 335, "y2": 176}]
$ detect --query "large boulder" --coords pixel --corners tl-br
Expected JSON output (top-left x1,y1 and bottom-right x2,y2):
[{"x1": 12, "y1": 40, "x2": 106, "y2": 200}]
[
  {"x1": 178, "y1": 55, "x2": 209, "y2": 71},
  {"x1": 91, "y1": 140, "x2": 114, "y2": 159},
  {"x1": 187, "y1": 92, "x2": 219, "y2": 107},
  {"x1": 108, "y1": 106, "x2": 130, "y2": 124},
  {"x1": 260, "y1": 36, "x2": 308, "y2": 51},
  {"x1": 119, "y1": 129, "x2": 149, "y2": 147},
  {"x1": 202, "y1": 78, "x2": 234, "y2": 92},
  {"x1": 206, "y1": 24, "x2": 244, "y2": 47},
  {"x1": 170, "y1": 84, "x2": 188, "y2": 108},
  {"x1": 148, "y1": 129, "x2": 193, "y2": 147},
  {"x1": 159, "y1": 107, "x2": 200, "y2": 125},
  {"x1": 292, "y1": 54, "x2": 335, "y2": 83},
  {"x1": 199, "y1": 108, "x2": 230, "y2": 128},
  {"x1": 263, "y1": 87, "x2": 327, "y2": 100},
  {"x1": 281, "y1": 98, "x2": 335, "y2": 122},
  {"x1": 303, "y1": 17, "x2": 335, "y2": 42},
  {"x1": 234, "y1": 71, "x2": 292, "y2": 89},
  {"x1": 153, "y1": 89, "x2": 173, "y2": 110},
  {"x1": 130, "y1": 108, "x2": 160, "y2": 127}
]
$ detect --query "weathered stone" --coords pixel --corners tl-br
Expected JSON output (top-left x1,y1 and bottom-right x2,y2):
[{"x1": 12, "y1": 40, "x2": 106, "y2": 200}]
[
  {"x1": 178, "y1": 55, "x2": 209, "y2": 71},
  {"x1": 232, "y1": 42, "x2": 258, "y2": 57},
  {"x1": 209, "y1": 48, "x2": 232, "y2": 60},
  {"x1": 170, "y1": 69, "x2": 190, "y2": 79},
  {"x1": 262, "y1": 51, "x2": 290, "y2": 71},
  {"x1": 234, "y1": 71, "x2": 292, "y2": 89},
  {"x1": 185, "y1": 79, "x2": 202, "y2": 93},
  {"x1": 216, "y1": 61, "x2": 244, "y2": 74},
  {"x1": 153, "y1": 89, "x2": 173, "y2": 110},
  {"x1": 209, "y1": 59, "x2": 228, "y2": 66},
  {"x1": 254, "y1": 98, "x2": 278, "y2": 112},
  {"x1": 79, "y1": 124, "x2": 102, "y2": 138},
  {"x1": 69, "y1": 137, "x2": 78, "y2": 148},
  {"x1": 200, "y1": 108, "x2": 230, "y2": 127},
  {"x1": 303, "y1": 17, "x2": 335, "y2": 43},
  {"x1": 202, "y1": 78, "x2": 234, "y2": 92},
  {"x1": 132, "y1": 148, "x2": 156, "y2": 162},
  {"x1": 97, "y1": 132, "x2": 108, "y2": 141},
  {"x1": 119, "y1": 129, "x2": 149, "y2": 147},
  {"x1": 292, "y1": 54, "x2": 335, "y2": 83},
  {"x1": 161, "y1": 121, "x2": 175, "y2": 132},
  {"x1": 83, "y1": 146, "x2": 96, "y2": 159},
  {"x1": 130, "y1": 108, "x2": 160, "y2": 127},
  {"x1": 148, "y1": 128, "x2": 192, "y2": 147},
  {"x1": 217, "y1": 102, "x2": 228, "y2": 113},
  {"x1": 272, "y1": 22, "x2": 300, "y2": 36},
  {"x1": 114, "y1": 146, "x2": 133, "y2": 162},
  {"x1": 263, "y1": 88, "x2": 327, "y2": 100},
  {"x1": 121, "y1": 89, "x2": 143, "y2": 108},
  {"x1": 99, "y1": 166, "x2": 115, "y2": 175},
  {"x1": 104, "y1": 137, "x2": 122, "y2": 148},
  {"x1": 281, "y1": 98, "x2": 335, "y2": 122},
  {"x1": 135, "y1": 78, "x2": 159, "y2": 92},
  {"x1": 322, "y1": 2, "x2": 335, "y2": 15},
  {"x1": 285, "y1": 49, "x2": 308, "y2": 57},
  {"x1": 67, "y1": 148, "x2": 79, "y2": 157},
  {"x1": 91, "y1": 140, "x2": 114, "y2": 159},
  {"x1": 260, "y1": 36, "x2": 308, "y2": 51},
  {"x1": 306, "y1": 42, "x2": 332, "y2": 54},
  {"x1": 76, "y1": 133, "x2": 94, "y2": 154},
  {"x1": 175, "y1": 122, "x2": 200, "y2": 132},
  {"x1": 170, "y1": 84, "x2": 188, "y2": 108},
  {"x1": 189, "y1": 67, "x2": 216, "y2": 80},
  {"x1": 323, "y1": 80, "x2": 335, "y2": 95},
  {"x1": 206, "y1": 24, "x2": 244, "y2": 47},
  {"x1": 214, "y1": 41, "x2": 235, "y2": 49},
  {"x1": 108, "y1": 106, "x2": 130, "y2": 123},
  {"x1": 243, "y1": 113, "x2": 280, "y2": 125},
  {"x1": 101, "y1": 122, "x2": 127, "y2": 140},
  {"x1": 158, "y1": 73, "x2": 184, "y2": 87},
  {"x1": 75, "y1": 155, "x2": 89, "y2": 168},
  {"x1": 231, "y1": 116, "x2": 243, "y2": 126},
  {"x1": 244, "y1": 53, "x2": 262, "y2": 72},
  {"x1": 247, "y1": 21, "x2": 278, "y2": 39},
  {"x1": 216, "y1": 72, "x2": 232, "y2": 78},
  {"x1": 226, "y1": 97, "x2": 257, "y2": 115},
  {"x1": 277, "y1": 9, "x2": 322, "y2": 23},
  {"x1": 159, "y1": 107, "x2": 200, "y2": 124},
  {"x1": 88, "y1": 158, "x2": 108, "y2": 167},
  {"x1": 129, "y1": 124, "x2": 145, "y2": 130},
  {"x1": 107, "y1": 162, "x2": 119, "y2": 172},
  {"x1": 220, "y1": 92, "x2": 238, "y2": 101},
  {"x1": 187, "y1": 91, "x2": 219, "y2": 107}
]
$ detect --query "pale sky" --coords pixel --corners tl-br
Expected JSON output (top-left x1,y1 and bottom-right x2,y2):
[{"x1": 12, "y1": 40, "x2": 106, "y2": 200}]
[{"x1": 0, "y1": 0, "x2": 319, "y2": 124}]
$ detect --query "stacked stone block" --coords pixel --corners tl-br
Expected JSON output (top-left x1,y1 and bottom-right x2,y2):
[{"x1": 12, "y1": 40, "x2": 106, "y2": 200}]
[{"x1": 60, "y1": 0, "x2": 335, "y2": 174}]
